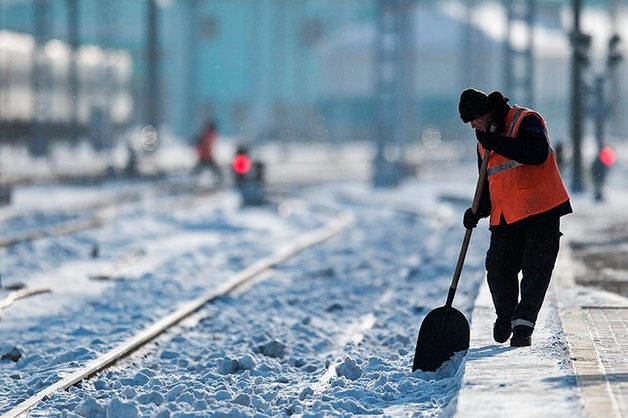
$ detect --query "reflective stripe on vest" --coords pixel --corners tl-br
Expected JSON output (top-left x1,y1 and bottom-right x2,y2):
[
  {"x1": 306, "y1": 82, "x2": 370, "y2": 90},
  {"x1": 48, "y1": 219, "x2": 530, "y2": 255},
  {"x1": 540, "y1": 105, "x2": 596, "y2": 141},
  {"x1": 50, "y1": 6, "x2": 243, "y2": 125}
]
[
  {"x1": 487, "y1": 160, "x2": 523, "y2": 176},
  {"x1": 487, "y1": 147, "x2": 556, "y2": 177},
  {"x1": 505, "y1": 107, "x2": 527, "y2": 137}
]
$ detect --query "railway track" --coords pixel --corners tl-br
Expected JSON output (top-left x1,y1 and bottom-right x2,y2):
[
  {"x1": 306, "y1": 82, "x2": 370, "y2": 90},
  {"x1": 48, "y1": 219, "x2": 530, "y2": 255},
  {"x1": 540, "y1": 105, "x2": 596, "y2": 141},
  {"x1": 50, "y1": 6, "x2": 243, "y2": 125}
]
[
  {"x1": 0, "y1": 157, "x2": 371, "y2": 300},
  {"x1": 0, "y1": 149, "x2": 373, "y2": 251},
  {"x1": 0, "y1": 148, "x2": 485, "y2": 416},
  {"x1": 1, "y1": 191, "x2": 487, "y2": 417},
  {"x1": 0, "y1": 178, "x2": 227, "y2": 319},
  {"x1": 0, "y1": 154, "x2": 372, "y2": 309},
  {"x1": 0, "y1": 178, "x2": 221, "y2": 249},
  {"x1": 0, "y1": 208, "x2": 353, "y2": 418},
  {"x1": 0, "y1": 168, "x2": 363, "y2": 415}
]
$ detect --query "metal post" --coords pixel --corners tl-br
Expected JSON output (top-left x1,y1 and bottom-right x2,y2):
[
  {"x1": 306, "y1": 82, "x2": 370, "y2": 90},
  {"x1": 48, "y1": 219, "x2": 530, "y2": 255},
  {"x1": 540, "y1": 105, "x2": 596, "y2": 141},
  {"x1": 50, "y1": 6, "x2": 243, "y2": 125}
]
[
  {"x1": 593, "y1": 76, "x2": 605, "y2": 151},
  {"x1": 67, "y1": 0, "x2": 80, "y2": 144},
  {"x1": 608, "y1": 0, "x2": 622, "y2": 138},
  {"x1": 184, "y1": 0, "x2": 201, "y2": 139},
  {"x1": 273, "y1": 0, "x2": 288, "y2": 149},
  {"x1": 373, "y1": 0, "x2": 415, "y2": 188},
  {"x1": 31, "y1": 0, "x2": 50, "y2": 157},
  {"x1": 146, "y1": 0, "x2": 160, "y2": 134},
  {"x1": 503, "y1": 0, "x2": 535, "y2": 107},
  {"x1": 460, "y1": 0, "x2": 474, "y2": 88},
  {"x1": 524, "y1": 0, "x2": 535, "y2": 107},
  {"x1": 0, "y1": 3, "x2": 4, "y2": 142},
  {"x1": 570, "y1": 0, "x2": 585, "y2": 193},
  {"x1": 591, "y1": 76, "x2": 606, "y2": 201},
  {"x1": 503, "y1": 0, "x2": 514, "y2": 94},
  {"x1": 94, "y1": 0, "x2": 118, "y2": 162},
  {"x1": 0, "y1": 5, "x2": 3, "y2": 200}
]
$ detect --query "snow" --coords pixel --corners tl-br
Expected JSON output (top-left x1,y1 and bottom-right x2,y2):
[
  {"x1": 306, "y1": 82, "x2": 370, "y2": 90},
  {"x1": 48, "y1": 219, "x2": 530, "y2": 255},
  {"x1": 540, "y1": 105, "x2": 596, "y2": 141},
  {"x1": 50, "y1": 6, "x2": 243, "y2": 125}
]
[{"x1": 0, "y1": 139, "x2": 626, "y2": 417}]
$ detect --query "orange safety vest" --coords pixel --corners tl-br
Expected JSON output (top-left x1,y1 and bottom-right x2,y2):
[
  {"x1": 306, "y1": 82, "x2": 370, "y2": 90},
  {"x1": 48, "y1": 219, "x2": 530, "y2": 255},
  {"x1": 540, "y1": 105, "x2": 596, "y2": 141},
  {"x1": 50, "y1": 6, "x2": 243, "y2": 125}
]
[{"x1": 479, "y1": 106, "x2": 570, "y2": 226}]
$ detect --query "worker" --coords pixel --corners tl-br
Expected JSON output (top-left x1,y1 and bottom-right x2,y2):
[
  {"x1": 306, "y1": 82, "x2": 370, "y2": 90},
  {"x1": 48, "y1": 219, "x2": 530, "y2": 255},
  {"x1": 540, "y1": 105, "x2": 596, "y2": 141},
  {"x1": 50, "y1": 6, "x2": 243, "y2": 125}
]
[
  {"x1": 458, "y1": 88, "x2": 573, "y2": 347},
  {"x1": 191, "y1": 120, "x2": 223, "y2": 184}
]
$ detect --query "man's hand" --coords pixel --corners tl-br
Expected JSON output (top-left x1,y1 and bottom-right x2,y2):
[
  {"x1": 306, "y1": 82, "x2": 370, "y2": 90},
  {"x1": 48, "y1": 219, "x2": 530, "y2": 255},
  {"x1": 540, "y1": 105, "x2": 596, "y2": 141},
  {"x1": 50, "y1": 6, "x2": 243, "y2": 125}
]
[
  {"x1": 463, "y1": 207, "x2": 480, "y2": 229},
  {"x1": 475, "y1": 129, "x2": 499, "y2": 150}
]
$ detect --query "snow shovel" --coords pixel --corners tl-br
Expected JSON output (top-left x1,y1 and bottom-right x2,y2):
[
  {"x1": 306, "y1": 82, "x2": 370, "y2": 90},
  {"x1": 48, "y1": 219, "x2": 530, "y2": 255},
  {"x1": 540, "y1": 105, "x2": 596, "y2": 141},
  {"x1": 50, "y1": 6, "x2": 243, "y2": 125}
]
[{"x1": 412, "y1": 128, "x2": 493, "y2": 372}]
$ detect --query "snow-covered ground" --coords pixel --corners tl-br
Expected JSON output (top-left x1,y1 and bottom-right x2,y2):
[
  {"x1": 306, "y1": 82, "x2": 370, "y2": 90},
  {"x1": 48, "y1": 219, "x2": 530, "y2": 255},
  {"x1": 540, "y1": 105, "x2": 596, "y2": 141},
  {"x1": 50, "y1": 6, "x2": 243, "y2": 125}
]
[{"x1": 0, "y1": 139, "x2": 625, "y2": 417}]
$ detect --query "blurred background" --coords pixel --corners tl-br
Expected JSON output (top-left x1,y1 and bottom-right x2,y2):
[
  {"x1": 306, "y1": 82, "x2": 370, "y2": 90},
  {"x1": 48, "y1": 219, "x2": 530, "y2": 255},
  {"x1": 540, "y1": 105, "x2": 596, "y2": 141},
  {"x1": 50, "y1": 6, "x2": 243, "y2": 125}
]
[{"x1": 0, "y1": 0, "x2": 625, "y2": 190}]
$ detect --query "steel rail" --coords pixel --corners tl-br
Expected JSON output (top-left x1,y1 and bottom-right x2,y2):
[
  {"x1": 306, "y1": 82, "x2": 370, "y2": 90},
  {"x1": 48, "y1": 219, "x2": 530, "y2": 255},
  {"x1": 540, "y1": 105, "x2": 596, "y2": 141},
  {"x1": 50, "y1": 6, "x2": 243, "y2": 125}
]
[
  {"x1": 0, "y1": 216, "x2": 106, "y2": 248},
  {"x1": 1, "y1": 211, "x2": 354, "y2": 418},
  {"x1": 0, "y1": 155, "x2": 368, "y2": 250},
  {"x1": 0, "y1": 287, "x2": 51, "y2": 310},
  {"x1": 0, "y1": 186, "x2": 225, "y2": 249}
]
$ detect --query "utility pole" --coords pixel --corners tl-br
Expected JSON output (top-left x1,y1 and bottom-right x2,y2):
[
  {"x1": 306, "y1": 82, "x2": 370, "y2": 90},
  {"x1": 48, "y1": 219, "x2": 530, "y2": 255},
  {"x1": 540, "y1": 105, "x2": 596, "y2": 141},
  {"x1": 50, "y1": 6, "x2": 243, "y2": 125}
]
[
  {"x1": 503, "y1": 0, "x2": 535, "y2": 107},
  {"x1": 372, "y1": 0, "x2": 416, "y2": 188},
  {"x1": 31, "y1": 0, "x2": 50, "y2": 157},
  {"x1": 146, "y1": 0, "x2": 160, "y2": 135},
  {"x1": 0, "y1": 3, "x2": 3, "y2": 141},
  {"x1": 570, "y1": 0, "x2": 590, "y2": 193},
  {"x1": 273, "y1": 0, "x2": 288, "y2": 149},
  {"x1": 461, "y1": 0, "x2": 474, "y2": 88},
  {"x1": 184, "y1": 0, "x2": 201, "y2": 139},
  {"x1": 589, "y1": 34, "x2": 622, "y2": 202},
  {"x1": 608, "y1": 0, "x2": 623, "y2": 138},
  {"x1": 67, "y1": 0, "x2": 80, "y2": 144}
]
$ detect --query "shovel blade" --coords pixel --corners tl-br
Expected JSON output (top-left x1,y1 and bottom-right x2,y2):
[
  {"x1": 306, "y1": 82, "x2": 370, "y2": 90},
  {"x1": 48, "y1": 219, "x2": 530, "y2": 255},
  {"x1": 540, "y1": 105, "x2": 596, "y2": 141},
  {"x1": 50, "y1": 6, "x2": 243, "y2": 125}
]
[{"x1": 412, "y1": 306, "x2": 470, "y2": 372}]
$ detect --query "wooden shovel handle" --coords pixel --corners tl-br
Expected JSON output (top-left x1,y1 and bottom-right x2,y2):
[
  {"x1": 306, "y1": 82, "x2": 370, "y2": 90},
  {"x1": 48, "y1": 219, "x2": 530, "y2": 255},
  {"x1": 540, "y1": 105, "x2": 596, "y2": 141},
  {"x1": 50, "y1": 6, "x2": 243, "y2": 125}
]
[{"x1": 446, "y1": 124, "x2": 495, "y2": 307}]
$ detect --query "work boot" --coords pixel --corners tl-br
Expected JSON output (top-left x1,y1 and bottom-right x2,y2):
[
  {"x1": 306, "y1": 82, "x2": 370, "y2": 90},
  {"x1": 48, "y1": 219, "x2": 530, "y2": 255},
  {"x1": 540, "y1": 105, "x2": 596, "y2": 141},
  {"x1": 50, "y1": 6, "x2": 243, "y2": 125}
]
[
  {"x1": 493, "y1": 317, "x2": 512, "y2": 343},
  {"x1": 510, "y1": 325, "x2": 533, "y2": 347}
]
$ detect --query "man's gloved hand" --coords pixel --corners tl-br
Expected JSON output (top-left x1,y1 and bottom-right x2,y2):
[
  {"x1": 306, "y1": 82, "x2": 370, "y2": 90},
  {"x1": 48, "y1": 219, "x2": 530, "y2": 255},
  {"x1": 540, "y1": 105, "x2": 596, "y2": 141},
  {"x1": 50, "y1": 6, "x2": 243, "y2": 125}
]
[
  {"x1": 475, "y1": 129, "x2": 499, "y2": 150},
  {"x1": 463, "y1": 207, "x2": 480, "y2": 229}
]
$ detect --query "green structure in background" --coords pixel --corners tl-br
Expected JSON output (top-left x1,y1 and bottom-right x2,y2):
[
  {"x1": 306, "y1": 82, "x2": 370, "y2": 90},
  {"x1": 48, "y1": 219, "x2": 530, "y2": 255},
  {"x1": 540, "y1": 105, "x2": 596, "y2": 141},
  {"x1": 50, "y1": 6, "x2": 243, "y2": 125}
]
[
  {"x1": 1, "y1": 0, "x2": 623, "y2": 196},
  {"x1": 0, "y1": 0, "x2": 376, "y2": 143}
]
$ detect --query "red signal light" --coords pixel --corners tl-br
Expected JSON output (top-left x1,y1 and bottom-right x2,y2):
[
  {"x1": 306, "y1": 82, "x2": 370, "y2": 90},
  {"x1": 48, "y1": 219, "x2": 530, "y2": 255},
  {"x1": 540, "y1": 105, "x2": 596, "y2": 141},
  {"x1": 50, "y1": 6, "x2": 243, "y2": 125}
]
[
  {"x1": 232, "y1": 154, "x2": 252, "y2": 175},
  {"x1": 599, "y1": 146, "x2": 616, "y2": 167}
]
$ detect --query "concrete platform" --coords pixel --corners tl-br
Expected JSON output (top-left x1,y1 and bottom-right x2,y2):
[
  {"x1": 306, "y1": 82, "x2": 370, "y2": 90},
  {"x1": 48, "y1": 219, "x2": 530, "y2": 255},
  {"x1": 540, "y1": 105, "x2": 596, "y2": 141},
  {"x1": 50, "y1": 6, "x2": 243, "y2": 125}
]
[
  {"x1": 455, "y1": 240, "x2": 628, "y2": 417},
  {"x1": 555, "y1": 243, "x2": 628, "y2": 418}
]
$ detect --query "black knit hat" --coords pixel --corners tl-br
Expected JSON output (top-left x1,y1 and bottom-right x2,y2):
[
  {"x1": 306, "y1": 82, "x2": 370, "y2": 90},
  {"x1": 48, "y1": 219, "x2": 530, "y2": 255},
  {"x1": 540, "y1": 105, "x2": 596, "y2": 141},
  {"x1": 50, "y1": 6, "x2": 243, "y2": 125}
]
[{"x1": 458, "y1": 88, "x2": 494, "y2": 123}]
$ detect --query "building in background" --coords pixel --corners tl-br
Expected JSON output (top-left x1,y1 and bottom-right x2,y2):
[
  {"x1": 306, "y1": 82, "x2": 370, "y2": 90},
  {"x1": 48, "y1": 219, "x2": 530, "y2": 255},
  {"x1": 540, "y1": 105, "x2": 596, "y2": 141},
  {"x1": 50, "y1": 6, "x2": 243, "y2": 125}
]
[{"x1": 0, "y1": 0, "x2": 625, "y2": 157}]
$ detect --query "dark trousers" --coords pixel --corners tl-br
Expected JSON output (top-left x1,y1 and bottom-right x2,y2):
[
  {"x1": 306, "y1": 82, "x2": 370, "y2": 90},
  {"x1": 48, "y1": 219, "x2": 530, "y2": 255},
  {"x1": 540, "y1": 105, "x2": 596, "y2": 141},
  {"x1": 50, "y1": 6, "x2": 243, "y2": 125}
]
[{"x1": 485, "y1": 213, "x2": 562, "y2": 327}]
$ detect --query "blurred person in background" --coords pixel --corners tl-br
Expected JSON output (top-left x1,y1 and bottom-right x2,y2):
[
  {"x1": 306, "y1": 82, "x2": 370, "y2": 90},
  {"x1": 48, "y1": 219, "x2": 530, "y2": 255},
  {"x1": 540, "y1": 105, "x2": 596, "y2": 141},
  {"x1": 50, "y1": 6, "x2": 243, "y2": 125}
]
[
  {"x1": 458, "y1": 88, "x2": 572, "y2": 347},
  {"x1": 191, "y1": 119, "x2": 224, "y2": 184}
]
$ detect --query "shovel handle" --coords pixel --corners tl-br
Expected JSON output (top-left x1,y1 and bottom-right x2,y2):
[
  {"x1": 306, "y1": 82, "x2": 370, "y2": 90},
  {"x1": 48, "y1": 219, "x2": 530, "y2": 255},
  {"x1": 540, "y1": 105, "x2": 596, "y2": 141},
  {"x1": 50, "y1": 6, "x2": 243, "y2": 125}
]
[{"x1": 445, "y1": 124, "x2": 495, "y2": 308}]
